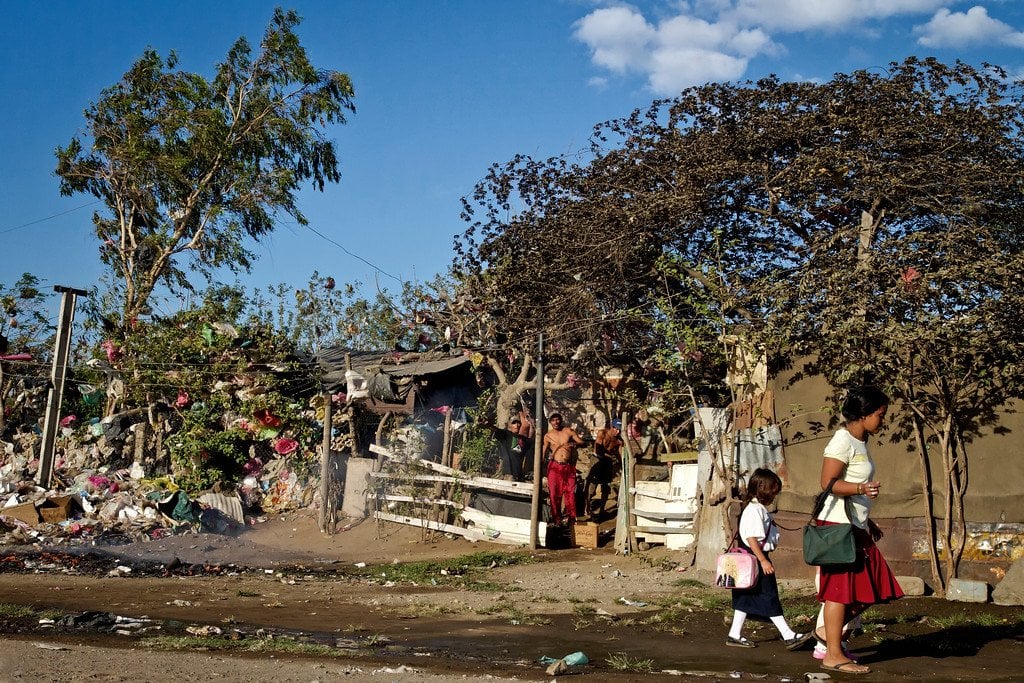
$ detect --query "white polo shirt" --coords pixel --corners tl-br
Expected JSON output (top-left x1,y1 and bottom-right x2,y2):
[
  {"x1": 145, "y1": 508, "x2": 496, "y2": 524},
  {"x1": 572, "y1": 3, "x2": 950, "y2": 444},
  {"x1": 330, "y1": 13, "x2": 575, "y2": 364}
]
[{"x1": 818, "y1": 428, "x2": 874, "y2": 529}]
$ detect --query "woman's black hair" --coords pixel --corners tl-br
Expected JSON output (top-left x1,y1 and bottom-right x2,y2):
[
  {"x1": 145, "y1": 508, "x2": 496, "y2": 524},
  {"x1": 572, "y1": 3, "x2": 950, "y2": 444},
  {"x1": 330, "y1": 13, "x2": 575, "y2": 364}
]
[
  {"x1": 841, "y1": 386, "x2": 890, "y2": 421},
  {"x1": 743, "y1": 468, "x2": 782, "y2": 503}
]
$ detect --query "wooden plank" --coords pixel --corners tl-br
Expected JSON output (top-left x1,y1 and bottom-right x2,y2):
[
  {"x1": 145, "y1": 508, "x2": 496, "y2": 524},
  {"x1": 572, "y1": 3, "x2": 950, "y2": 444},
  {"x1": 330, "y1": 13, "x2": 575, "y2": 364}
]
[
  {"x1": 631, "y1": 508, "x2": 695, "y2": 521},
  {"x1": 370, "y1": 444, "x2": 532, "y2": 496},
  {"x1": 374, "y1": 511, "x2": 470, "y2": 537},
  {"x1": 380, "y1": 494, "x2": 462, "y2": 508},
  {"x1": 626, "y1": 528, "x2": 692, "y2": 536},
  {"x1": 369, "y1": 471, "x2": 529, "y2": 497}
]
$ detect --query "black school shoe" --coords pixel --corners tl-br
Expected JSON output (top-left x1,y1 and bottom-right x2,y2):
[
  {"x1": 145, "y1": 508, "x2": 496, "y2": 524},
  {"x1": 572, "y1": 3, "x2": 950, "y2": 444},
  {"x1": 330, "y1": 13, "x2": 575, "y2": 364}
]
[
  {"x1": 726, "y1": 636, "x2": 757, "y2": 648},
  {"x1": 784, "y1": 631, "x2": 815, "y2": 650}
]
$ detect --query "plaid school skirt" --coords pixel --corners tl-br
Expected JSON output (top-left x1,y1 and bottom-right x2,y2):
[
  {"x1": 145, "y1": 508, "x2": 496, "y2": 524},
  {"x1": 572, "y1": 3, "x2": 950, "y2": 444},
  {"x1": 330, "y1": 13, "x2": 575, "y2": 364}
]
[{"x1": 817, "y1": 523, "x2": 904, "y2": 606}]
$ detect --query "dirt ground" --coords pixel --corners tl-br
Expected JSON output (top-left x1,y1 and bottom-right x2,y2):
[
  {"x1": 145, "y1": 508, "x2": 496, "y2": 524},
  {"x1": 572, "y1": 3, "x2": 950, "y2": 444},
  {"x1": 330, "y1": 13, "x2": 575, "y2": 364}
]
[{"x1": 1, "y1": 510, "x2": 1023, "y2": 682}]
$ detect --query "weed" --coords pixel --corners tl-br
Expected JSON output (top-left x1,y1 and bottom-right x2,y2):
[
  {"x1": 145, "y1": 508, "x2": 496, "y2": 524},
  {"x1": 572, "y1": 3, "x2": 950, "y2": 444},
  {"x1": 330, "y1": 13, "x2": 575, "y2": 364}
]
[
  {"x1": 392, "y1": 601, "x2": 459, "y2": 618},
  {"x1": 342, "y1": 624, "x2": 366, "y2": 633},
  {"x1": 236, "y1": 589, "x2": 259, "y2": 597},
  {"x1": 672, "y1": 578, "x2": 706, "y2": 589},
  {"x1": 142, "y1": 635, "x2": 352, "y2": 658},
  {"x1": 572, "y1": 604, "x2": 597, "y2": 617},
  {"x1": 0, "y1": 603, "x2": 38, "y2": 619},
  {"x1": 344, "y1": 551, "x2": 533, "y2": 590},
  {"x1": 926, "y1": 611, "x2": 1006, "y2": 629},
  {"x1": 605, "y1": 651, "x2": 654, "y2": 672}
]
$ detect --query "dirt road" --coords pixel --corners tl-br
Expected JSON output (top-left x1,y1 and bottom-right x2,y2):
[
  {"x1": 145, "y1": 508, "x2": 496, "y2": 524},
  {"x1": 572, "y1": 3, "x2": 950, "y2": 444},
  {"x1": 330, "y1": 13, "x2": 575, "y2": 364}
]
[{"x1": 1, "y1": 511, "x2": 1022, "y2": 682}]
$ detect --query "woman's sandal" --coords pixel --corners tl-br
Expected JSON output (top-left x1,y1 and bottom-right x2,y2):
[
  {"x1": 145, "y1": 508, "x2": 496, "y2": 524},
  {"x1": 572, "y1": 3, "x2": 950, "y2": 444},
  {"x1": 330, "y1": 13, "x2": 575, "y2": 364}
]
[{"x1": 820, "y1": 660, "x2": 871, "y2": 675}]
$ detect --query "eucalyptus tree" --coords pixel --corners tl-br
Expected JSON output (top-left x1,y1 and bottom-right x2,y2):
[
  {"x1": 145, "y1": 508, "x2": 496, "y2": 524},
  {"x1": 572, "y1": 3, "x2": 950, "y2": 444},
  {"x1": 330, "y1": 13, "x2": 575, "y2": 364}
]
[{"x1": 55, "y1": 9, "x2": 355, "y2": 335}]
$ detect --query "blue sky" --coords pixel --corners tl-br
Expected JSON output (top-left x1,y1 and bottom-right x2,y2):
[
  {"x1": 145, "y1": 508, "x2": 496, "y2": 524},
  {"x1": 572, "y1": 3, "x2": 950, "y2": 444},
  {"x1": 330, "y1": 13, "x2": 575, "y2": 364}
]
[{"x1": 3, "y1": 0, "x2": 1024, "y2": 317}]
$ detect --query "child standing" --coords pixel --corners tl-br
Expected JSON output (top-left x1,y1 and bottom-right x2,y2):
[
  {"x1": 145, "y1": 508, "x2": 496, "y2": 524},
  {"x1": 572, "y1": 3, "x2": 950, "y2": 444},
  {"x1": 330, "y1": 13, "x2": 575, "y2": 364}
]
[{"x1": 726, "y1": 468, "x2": 813, "y2": 650}]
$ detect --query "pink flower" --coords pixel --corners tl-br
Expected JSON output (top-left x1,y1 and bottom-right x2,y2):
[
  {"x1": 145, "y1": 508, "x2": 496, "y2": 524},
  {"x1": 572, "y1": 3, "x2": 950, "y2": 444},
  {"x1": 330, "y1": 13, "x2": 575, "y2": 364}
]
[
  {"x1": 100, "y1": 340, "x2": 120, "y2": 363},
  {"x1": 175, "y1": 391, "x2": 190, "y2": 408},
  {"x1": 273, "y1": 438, "x2": 298, "y2": 455},
  {"x1": 60, "y1": 415, "x2": 77, "y2": 429},
  {"x1": 901, "y1": 266, "x2": 922, "y2": 293}
]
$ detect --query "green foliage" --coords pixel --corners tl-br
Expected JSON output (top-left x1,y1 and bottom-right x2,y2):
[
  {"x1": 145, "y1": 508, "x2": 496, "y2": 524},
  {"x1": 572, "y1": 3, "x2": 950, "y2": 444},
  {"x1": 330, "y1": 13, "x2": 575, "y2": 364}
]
[
  {"x1": 55, "y1": 9, "x2": 356, "y2": 331},
  {"x1": 251, "y1": 273, "x2": 430, "y2": 354},
  {"x1": 0, "y1": 274, "x2": 56, "y2": 438},
  {"x1": 82, "y1": 283, "x2": 319, "y2": 494}
]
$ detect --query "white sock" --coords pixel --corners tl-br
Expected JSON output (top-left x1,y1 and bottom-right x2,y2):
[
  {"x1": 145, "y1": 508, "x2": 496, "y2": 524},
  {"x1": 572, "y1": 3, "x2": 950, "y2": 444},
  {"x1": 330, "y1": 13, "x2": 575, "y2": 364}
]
[
  {"x1": 728, "y1": 610, "x2": 747, "y2": 639},
  {"x1": 771, "y1": 615, "x2": 796, "y2": 640}
]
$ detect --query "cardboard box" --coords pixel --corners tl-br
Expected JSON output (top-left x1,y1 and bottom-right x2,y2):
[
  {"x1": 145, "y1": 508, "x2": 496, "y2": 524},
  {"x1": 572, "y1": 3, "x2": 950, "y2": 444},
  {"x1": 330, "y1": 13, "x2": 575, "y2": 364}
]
[
  {"x1": 1, "y1": 501, "x2": 41, "y2": 525},
  {"x1": 573, "y1": 521, "x2": 600, "y2": 549},
  {"x1": 39, "y1": 495, "x2": 77, "y2": 524}
]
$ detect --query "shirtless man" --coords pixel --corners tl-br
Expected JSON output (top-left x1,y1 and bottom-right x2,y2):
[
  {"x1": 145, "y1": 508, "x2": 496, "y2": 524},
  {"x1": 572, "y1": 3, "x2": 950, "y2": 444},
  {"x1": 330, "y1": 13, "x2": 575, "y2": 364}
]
[{"x1": 543, "y1": 413, "x2": 584, "y2": 525}]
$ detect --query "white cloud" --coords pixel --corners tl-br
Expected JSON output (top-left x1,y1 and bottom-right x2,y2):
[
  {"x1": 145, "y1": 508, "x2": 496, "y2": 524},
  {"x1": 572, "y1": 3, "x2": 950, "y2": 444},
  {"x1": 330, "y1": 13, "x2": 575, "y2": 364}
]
[
  {"x1": 573, "y1": 1, "x2": 1022, "y2": 96},
  {"x1": 573, "y1": 6, "x2": 656, "y2": 73},
  {"x1": 648, "y1": 48, "x2": 749, "y2": 92},
  {"x1": 915, "y1": 6, "x2": 1024, "y2": 48},
  {"x1": 729, "y1": 0, "x2": 949, "y2": 32},
  {"x1": 574, "y1": 5, "x2": 777, "y2": 93}
]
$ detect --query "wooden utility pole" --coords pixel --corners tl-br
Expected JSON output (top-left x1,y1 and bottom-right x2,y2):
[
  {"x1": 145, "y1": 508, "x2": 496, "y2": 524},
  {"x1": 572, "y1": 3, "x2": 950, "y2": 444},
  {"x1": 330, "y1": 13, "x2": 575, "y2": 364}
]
[
  {"x1": 36, "y1": 285, "x2": 88, "y2": 488},
  {"x1": 529, "y1": 333, "x2": 545, "y2": 549},
  {"x1": 319, "y1": 390, "x2": 335, "y2": 533}
]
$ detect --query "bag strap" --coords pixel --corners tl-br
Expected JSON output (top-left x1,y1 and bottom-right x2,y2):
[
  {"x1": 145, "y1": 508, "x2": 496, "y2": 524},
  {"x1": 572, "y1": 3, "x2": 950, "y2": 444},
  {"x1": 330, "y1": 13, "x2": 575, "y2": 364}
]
[{"x1": 809, "y1": 477, "x2": 855, "y2": 524}]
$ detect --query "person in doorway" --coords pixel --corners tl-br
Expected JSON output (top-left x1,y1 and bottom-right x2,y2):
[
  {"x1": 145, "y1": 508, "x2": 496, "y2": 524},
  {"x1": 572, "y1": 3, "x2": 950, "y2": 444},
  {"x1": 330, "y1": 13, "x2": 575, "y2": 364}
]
[
  {"x1": 542, "y1": 413, "x2": 584, "y2": 525},
  {"x1": 814, "y1": 386, "x2": 903, "y2": 675},
  {"x1": 726, "y1": 468, "x2": 814, "y2": 651},
  {"x1": 585, "y1": 418, "x2": 623, "y2": 518}
]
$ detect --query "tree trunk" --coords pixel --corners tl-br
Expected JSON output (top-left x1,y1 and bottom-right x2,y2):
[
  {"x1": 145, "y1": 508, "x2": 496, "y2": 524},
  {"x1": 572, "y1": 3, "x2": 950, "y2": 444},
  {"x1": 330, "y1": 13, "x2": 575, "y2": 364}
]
[{"x1": 911, "y1": 411, "x2": 944, "y2": 593}]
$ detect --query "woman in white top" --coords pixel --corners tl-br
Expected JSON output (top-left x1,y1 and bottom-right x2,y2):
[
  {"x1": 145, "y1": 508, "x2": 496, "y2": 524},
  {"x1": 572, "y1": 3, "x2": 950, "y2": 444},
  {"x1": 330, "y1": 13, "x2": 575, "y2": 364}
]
[{"x1": 815, "y1": 387, "x2": 903, "y2": 675}]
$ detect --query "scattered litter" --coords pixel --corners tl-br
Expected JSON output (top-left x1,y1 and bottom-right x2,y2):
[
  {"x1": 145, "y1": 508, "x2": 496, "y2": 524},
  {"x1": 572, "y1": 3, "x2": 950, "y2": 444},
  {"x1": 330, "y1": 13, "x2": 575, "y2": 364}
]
[
  {"x1": 186, "y1": 625, "x2": 223, "y2": 636},
  {"x1": 168, "y1": 599, "x2": 198, "y2": 607},
  {"x1": 618, "y1": 597, "x2": 647, "y2": 607}
]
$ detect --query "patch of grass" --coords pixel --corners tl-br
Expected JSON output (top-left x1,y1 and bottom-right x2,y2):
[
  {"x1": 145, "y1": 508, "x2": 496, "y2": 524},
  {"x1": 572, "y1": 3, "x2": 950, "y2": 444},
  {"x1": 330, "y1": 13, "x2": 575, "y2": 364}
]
[
  {"x1": 572, "y1": 604, "x2": 597, "y2": 617},
  {"x1": 235, "y1": 589, "x2": 259, "y2": 597},
  {"x1": 141, "y1": 635, "x2": 353, "y2": 657},
  {"x1": 342, "y1": 623, "x2": 366, "y2": 633},
  {"x1": 391, "y1": 601, "x2": 459, "y2": 618},
  {"x1": 672, "y1": 578, "x2": 706, "y2": 589},
  {"x1": 345, "y1": 551, "x2": 533, "y2": 591},
  {"x1": 605, "y1": 651, "x2": 654, "y2": 672},
  {"x1": 567, "y1": 595, "x2": 598, "y2": 604},
  {"x1": 926, "y1": 611, "x2": 1006, "y2": 629},
  {"x1": 0, "y1": 603, "x2": 63, "y2": 621},
  {"x1": 0, "y1": 603, "x2": 38, "y2": 619}
]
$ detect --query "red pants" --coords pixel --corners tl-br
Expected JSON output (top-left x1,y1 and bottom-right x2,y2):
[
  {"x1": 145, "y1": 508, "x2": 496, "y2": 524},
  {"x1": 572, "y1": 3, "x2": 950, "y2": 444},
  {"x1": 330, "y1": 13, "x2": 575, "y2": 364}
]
[{"x1": 547, "y1": 460, "x2": 576, "y2": 524}]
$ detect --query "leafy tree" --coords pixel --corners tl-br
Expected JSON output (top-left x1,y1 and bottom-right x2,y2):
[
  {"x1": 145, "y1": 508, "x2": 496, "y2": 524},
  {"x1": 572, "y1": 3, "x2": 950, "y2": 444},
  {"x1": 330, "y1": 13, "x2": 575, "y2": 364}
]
[
  {"x1": 55, "y1": 8, "x2": 355, "y2": 335},
  {"x1": 454, "y1": 57, "x2": 1024, "y2": 587},
  {"x1": 253, "y1": 274, "x2": 428, "y2": 354},
  {"x1": 0, "y1": 274, "x2": 55, "y2": 437}
]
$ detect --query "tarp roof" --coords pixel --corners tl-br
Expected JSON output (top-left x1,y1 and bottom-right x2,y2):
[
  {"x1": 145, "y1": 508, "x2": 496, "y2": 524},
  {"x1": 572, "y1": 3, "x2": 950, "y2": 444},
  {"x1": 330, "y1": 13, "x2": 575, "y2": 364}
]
[{"x1": 315, "y1": 348, "x2": 472, "y2": 393}]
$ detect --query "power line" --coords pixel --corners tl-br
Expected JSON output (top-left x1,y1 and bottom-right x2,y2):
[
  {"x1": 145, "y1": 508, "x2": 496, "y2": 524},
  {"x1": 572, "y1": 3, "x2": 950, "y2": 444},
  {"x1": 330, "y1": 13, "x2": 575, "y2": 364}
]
[
  {"x1": 304, "y1": 224, "x2": 403, "y2": 284},
  {"x1": 0, "y1": 201, "x2": 101, "y2": 235}
]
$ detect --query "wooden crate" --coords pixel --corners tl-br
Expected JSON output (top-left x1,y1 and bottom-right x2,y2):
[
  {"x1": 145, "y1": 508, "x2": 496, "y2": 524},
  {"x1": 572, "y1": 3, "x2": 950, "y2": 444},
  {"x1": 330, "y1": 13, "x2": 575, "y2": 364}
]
[{"x1": 573, "y1": 521, "x2": 600, "y2": 548}]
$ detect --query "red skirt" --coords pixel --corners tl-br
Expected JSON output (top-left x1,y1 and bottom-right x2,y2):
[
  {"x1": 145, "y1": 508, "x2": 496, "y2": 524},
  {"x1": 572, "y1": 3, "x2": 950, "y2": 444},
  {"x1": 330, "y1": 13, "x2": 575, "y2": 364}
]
[{"x1": 817, "y1": 523, "x2": 904, "y2": 606}]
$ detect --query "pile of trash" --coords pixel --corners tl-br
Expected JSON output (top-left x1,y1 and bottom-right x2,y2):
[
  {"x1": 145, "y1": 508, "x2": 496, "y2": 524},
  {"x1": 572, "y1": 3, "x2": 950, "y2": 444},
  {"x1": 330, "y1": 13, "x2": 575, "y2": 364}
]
[{"x1": 0, "y1": 443, "x2": 320, "y2": 548}]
